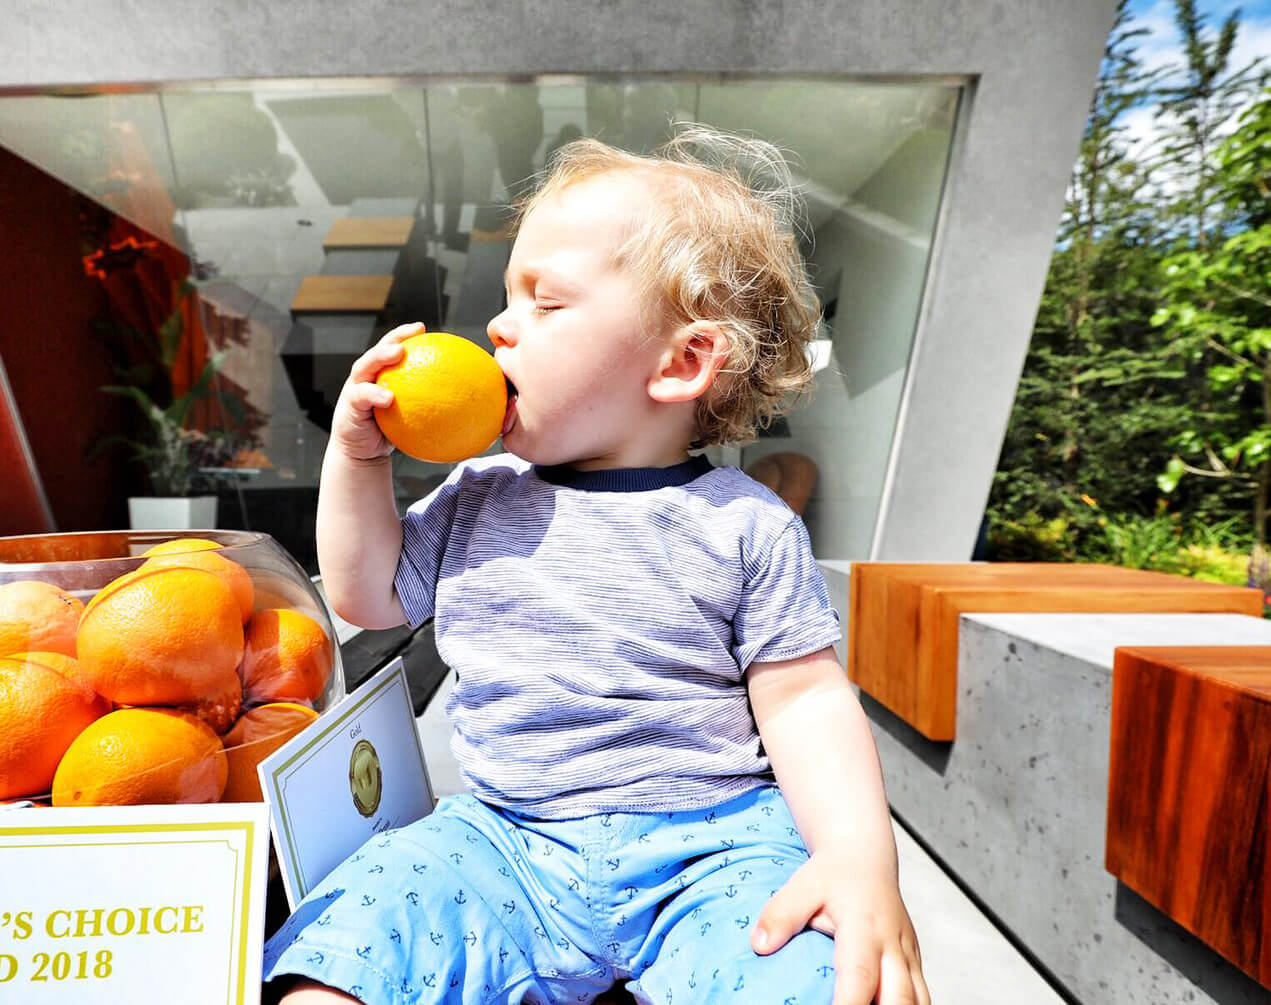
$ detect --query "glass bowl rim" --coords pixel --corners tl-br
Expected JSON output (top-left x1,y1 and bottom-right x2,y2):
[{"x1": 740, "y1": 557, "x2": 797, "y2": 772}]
[{"x1": 0, "y1": 529, "x2": 272, "y2": 571}]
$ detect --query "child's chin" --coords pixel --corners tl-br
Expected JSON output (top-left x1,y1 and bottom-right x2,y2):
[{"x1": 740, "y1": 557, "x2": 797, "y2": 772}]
[
  {"x1": 505, "y1": 438, "x2": 574, "y2": 467},
  {"x1": 499, "y1": 432, "x2": 537, "y2": 463}
]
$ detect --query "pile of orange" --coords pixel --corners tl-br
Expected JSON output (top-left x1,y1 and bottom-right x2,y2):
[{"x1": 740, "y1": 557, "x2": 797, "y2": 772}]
[{"x1": 0, "y1": 538, "x2": 333, "y2": 807}]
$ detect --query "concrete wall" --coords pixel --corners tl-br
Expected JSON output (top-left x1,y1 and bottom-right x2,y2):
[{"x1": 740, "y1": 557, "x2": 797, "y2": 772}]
[
  {"x1": 1, "y1": 0, "x2": 1119, "y2": 560},
  {"x1": 872, "y1": 611, "x2": 1271, "y2": 1003}
]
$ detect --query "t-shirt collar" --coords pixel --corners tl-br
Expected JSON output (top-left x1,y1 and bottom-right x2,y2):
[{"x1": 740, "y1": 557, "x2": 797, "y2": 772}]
[{"x1": 532, "y1": 454, "x2": 714, "y2": 492}]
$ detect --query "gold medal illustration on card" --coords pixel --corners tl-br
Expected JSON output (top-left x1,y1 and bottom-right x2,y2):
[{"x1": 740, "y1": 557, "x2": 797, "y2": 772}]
[
  {"x1": 258, "y1": 658, "x2": 435, "y2": 908},
  {"x1": 348, "y1": 738, "x2": 383, "y2": 817}
]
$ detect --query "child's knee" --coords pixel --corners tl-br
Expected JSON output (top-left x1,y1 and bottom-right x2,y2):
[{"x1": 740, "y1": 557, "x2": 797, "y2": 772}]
[
  {"x1": 277, "y1": 976, "x2": 363, "y2": 1003},
  {"x1": 636, "y1": 928, "x2": 835, "y2": 1003}
]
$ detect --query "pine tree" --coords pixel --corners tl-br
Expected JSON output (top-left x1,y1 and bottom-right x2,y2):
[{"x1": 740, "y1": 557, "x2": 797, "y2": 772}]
[
  {"x1": 1155, "y1": 88, "x2": 1271, "y2": 543},
  {"x1": 1153, "y1": 0, "x2": 1265, "y2": 244},
  {"x1": 990, "y1": 0, "x2": 1268, "y2": 561},
  {"x1": 987, "y1": 1, "x2": 1177, "y2": 557}
]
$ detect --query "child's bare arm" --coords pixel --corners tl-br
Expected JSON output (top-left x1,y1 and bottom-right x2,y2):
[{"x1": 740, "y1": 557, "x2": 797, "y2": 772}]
[
  {"x1": 315, "y1": 324, "x2": 420, "y2": 629},
  {"x1": 746, "y1": 647, "x2": 929, "y2": 1005}
]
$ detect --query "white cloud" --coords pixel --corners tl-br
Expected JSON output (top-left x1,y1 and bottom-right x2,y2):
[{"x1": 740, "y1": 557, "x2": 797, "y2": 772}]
[
  {"x1": 1128, "y1": 0, "x2": 1269, "y2": 82},
  {"x1": 1131, "y1": 0, "x2": 1190, "y2": 77},
  {"x1": 1120, "y1": 104, "x2": 1161, "y2": 156},
  {"x1": 1118, "y1": 1, "x2": 1270, "y2": 164},
  {"x1": 1231, "y1": 17, "x2": 1271, "y2": 79}
]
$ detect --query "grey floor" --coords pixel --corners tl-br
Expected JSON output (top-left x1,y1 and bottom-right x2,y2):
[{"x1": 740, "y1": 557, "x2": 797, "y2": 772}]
[{"x1": 416, "y1": 671, "x2": 1067, "y2": 1004}]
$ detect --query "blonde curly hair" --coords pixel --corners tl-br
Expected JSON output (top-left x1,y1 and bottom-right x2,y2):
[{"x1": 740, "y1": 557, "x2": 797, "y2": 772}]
[{"x1": 514, "y1": 125, "x2": 821, "y2": 446}]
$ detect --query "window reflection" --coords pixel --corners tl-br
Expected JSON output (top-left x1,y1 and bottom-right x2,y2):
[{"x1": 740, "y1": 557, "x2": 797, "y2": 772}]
[{"x1": 0, "y1": 78, "x2": 959, "y2": 570}]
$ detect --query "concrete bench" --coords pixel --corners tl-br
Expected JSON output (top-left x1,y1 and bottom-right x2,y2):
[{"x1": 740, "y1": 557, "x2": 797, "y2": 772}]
[
  {"x1": 846, "y1": 562, "x2": 1262, "y2": 740},
  {"x1": 870, "y1": 611, "x2": 1271, "y2": 1004},
  {"x1": 322, "y1": 216, "x2": 415, "y2": 250},
  {"x1": 1107, "y1": 644, "x2": 1271, "y2": 988},
  {"x1": 289, "y1": 275, "x2": 394, "y2": 314}
]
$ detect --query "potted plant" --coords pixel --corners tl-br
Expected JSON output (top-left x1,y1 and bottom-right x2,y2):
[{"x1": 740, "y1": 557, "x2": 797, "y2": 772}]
[
  {"x1": 102, "y1": 361, "x2": 240, "y2": 530},
  {"x1": 89, "y1": 279, "x2": 248, "y2": 530}
]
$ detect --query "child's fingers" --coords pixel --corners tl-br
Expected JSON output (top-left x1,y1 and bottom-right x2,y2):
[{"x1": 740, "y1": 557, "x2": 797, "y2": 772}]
[
  {"x1": 900, "y1": 930, "x2": 929, "y2": 1005},
  {"x1": 347, "y1": 322, "x2": 424, "y2": 384},
  {"x1": 750, "y1": 863, "x2": 819, "y2": 955},
  {"x1": 348, "y1": 336, "x2": 409, "y2": 385},
  {"x1": 871, "y1": 950, "x2": 920, "y2": 1005},
  {"x1": 902, "y1": 926, "x2": 923, "y2": 972},
  {"x1": 808, "y1": 907, "x2": 837, "y2": 937},
  {"x1": 909, "y1": 960, "x2": 931, "y2": 1005},
  {"x1": 831, "y1": 933, "x2": 881, "y2": 1005},
  {"x1": 346, "y1": 380, "x2": 394, "y2": 414},
  {"x1": 329, "y1": 379, "x2": 395, "y2": 461},
  {"x1": 384, "y1": 321, "x2": 426, "y2": 339},
  {"x1": 381, "y1": 321, "x2": 426, "y2": 344}
]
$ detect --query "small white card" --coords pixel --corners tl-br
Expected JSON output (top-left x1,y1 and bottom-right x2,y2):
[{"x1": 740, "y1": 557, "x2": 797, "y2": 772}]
[
  {"x1": 259, "y1": 657, "x2": 435, "y2": 909},
  {"x1": 0, "y1": 802, "x2": 269, "y2": 1005}
]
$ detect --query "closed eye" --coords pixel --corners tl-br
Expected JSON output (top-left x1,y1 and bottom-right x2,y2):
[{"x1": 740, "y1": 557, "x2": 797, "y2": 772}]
[{"x1": 533, "y1": 304, "x2": 562, "y2": 315}]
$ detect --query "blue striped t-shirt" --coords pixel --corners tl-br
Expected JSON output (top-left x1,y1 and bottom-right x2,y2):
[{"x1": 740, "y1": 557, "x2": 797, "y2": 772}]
[{"x1": 394, "y1": 452, "x2": 841, "y2": 819}]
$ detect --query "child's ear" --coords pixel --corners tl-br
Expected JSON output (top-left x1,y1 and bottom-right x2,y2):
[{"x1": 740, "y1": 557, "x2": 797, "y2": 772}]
[{"x1": 647, "y1": 321, "x2": 730, "y2": 404}]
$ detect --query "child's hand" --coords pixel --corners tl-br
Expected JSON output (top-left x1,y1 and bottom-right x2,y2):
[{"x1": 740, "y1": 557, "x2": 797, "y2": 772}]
[
  {"x1": 751, "y1": 850, "x2": 929, "y2": 1005},
  {"x1": 329, "y1": 323, "x2": 420, "y2": 462}
]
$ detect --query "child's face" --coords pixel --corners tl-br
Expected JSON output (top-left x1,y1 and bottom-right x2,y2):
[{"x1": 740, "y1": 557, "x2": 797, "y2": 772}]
[{"x1": 489, "y1": 174, "x2": 683, "y2": 470}]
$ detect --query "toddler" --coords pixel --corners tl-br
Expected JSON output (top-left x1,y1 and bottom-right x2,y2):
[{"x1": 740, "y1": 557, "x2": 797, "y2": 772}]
[{"x1": 265, "y1": 126, "x2": 928, "y2": 1005}]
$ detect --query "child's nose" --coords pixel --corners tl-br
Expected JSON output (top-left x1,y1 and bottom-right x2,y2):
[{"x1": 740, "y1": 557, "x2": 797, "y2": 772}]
[{"x1": 487, "y1": 310, "x2": 516, "y2": 349}]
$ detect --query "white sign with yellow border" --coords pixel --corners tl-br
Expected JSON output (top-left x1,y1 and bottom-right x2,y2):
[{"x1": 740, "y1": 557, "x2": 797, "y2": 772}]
[
  {"x1": 0, "y1": 802, "x2": 269, "y2": 1004},
  {"x1": 260, "y1": 657, "x2": 434, "y2": 910}
]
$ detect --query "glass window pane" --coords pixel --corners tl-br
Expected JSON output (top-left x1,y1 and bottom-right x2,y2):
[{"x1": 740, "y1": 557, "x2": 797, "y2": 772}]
[{"x1": 0, "y1": 76, "x2": 960, "y2": 570}]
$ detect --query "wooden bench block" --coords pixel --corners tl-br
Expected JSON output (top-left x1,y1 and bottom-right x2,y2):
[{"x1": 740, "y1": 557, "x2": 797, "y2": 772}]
[
  {"x1": 1106, "y1": 645, "x2": 1271, "y2": 988},
  {"x1": 848, "y1": 563, "x2": 1263, "y2": 740},
  {"x1": 322, "y1": 217, "x2": 415, "y2": 249},
  {"x1": 290, "y1": 276, "x2": 394, "y2": 314}
]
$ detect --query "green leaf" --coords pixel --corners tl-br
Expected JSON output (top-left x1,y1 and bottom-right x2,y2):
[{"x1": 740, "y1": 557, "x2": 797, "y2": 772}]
[
  {"x1": 166, "y1": 350, "x2": 227, "y2": 427},
  {"x1": 156, "y1": 304, "x2": 186, "y2": 370},
  {"x1": 1157, "y1": 456, "x2": 1185, "y2": 494}
]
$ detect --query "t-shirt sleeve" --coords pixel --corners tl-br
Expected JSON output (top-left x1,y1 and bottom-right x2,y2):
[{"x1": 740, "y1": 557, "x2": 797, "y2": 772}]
[
  {"x1": 394, "y1": 468, "x2": 465, "y2": 627},
  {"x1": 731, "y1": 516, "x2": 842, "y2": 669}
]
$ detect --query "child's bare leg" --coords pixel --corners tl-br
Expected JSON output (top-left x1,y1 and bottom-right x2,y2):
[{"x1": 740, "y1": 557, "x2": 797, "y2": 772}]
[{"x1": 279, "y1": 978, "x2": 361, "y2": 1003}]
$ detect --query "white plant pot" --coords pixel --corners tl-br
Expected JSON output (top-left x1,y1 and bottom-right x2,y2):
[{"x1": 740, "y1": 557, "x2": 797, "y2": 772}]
[{"x1": 127, "y1": 495, "x2": 218, "y2": 531}]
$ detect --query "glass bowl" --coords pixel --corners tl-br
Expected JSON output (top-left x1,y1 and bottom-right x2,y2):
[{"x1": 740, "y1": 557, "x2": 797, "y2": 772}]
[{"x1": 0, "y1": 530, "x2": 344, "y2": 807}]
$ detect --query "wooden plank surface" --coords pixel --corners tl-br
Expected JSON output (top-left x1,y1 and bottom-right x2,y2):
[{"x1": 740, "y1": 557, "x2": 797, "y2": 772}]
[
  {"x1": 1106, "y1": 646, "x2": 1271, "y2": 988},
  {"x1": 848, "y1": 563, "x2": 1264, "y2": 740},
  {"x1": 322, "y1": 217, "x2": 414, "y2": 249},
  {"x1": 290, "y1": 275, "x2": 393, "y2": 314}
]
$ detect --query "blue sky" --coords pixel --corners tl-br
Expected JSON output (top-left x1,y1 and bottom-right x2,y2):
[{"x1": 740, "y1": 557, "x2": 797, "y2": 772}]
[
  {"x1": 1120, "y1": 0, "x2": 1270, "y2": 154},
  {"x1": 1126, "y1": 0, "x2": 1271, "y2": 73}
]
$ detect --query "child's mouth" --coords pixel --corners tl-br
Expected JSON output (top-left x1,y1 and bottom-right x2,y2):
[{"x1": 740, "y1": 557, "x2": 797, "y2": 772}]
[{"x1": 502, "y1": 377, "x2": 518, "y2": 437}]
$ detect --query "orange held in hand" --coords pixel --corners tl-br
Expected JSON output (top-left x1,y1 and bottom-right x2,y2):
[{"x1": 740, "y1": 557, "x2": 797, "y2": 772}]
[
  {"x1": 222, "y1": 702, "x2": 319, "y2": 802},
  {"x1": 240, "y1": 608, "x2": 333, "y2": 705},
  {"x1": 76, "y1": 565, "x2": 245, "y2": 710},
  {"x1": 0, "y1": 653, "x2": 110, "y2": 800},
  {"x1": 52, "y1": 707, "x2": 228, "y2": 806},
  {"x1": 374, "y1": 330, "x2": 508, "y2": 462},
  {"x1": 0, "y1": 580, "x2": 84, "y2": 658}
]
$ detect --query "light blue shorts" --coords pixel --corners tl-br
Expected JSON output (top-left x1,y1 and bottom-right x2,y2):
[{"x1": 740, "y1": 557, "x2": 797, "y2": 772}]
[{"x1": 263, "y1": 783, "x2": 836, "y2": 1004}]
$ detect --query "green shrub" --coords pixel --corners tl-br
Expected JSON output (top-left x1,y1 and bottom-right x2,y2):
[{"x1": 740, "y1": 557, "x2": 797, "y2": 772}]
[
  {"x1": 986, "y1": 514, "x2": 1076, "y2": 562},
  {"x1": 1173, "y1": 544, "x2": 1251, "y2": 584},
  {"x1": 988, "y1": 509, "x2": 1258, "y2": 593},
  {"x1": 1098, "y1": 513, "x2": 1184, "y2": 571}
]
